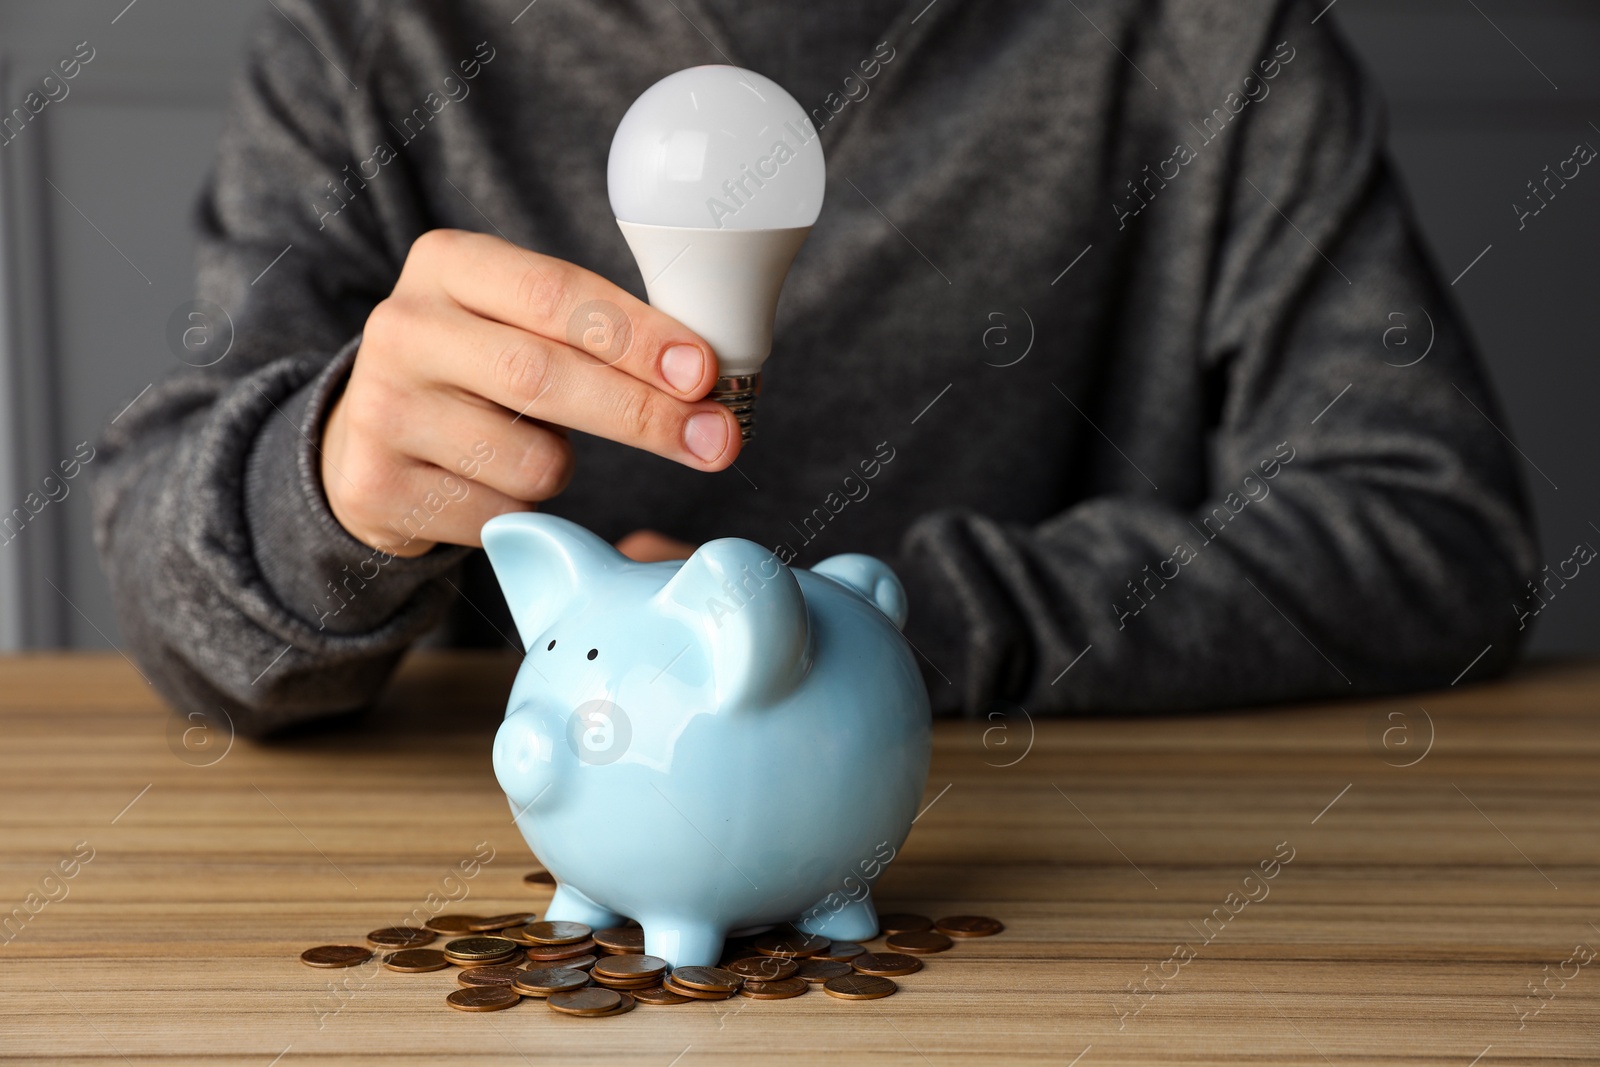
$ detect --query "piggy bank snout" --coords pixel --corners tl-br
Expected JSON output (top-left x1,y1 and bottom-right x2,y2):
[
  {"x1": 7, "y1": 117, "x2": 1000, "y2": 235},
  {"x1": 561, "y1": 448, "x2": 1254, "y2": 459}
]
[{"x1": 493, "y1": 705, "x2": 562, "y2": 808}]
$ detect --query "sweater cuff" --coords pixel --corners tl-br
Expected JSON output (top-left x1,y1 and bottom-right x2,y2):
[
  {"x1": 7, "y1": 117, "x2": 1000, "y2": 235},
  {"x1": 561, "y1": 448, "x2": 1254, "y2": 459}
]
[{"x1": 242, "y1": 336, "x2": 472, "y2": 633}]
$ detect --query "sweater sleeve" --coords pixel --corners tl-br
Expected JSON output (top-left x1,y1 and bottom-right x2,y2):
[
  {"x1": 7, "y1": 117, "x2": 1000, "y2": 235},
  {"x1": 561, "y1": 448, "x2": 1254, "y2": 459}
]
[
  {"x1": 90, "y1": 0, "x2": 469, "y2": 737},
  {"x1": 892, "y1": 2, "x2": 1539, "y2": 715}
]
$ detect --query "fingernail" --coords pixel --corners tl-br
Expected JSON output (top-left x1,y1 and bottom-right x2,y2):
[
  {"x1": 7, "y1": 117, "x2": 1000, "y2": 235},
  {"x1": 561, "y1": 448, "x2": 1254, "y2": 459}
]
[
  {"x1": 684, "y1": 410, "x2": 729, "y2": 462},
  {"x1": 661, "y1": 344, "x2": 704, "y2": 394}
]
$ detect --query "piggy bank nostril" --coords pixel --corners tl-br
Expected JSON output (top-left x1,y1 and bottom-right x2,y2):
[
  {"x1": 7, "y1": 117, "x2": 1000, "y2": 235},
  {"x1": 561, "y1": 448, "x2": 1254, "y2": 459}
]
[
  {"x1": 587, "y1": 648, "x2": 598, "y2": 660},
  {"x1": 547, "y1": 639, "x2": 556, "y2": 651}
]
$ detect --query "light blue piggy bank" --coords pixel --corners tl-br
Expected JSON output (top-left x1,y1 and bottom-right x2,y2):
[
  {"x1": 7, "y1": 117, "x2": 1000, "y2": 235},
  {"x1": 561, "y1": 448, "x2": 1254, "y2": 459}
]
[{"x1": 481, "y1": 512, "x2": 931, "y2": 967}]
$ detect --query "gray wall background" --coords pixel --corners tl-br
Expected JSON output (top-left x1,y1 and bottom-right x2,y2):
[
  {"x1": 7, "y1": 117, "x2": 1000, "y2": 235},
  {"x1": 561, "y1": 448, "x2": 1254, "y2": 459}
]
[{"x1": 1, "y1": 0, "x2": 1596, "y2": 656}]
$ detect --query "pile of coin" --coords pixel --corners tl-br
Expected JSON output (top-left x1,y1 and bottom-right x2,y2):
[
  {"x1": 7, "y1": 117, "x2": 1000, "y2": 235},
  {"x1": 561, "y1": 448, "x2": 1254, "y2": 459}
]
[{"x1": 298, "y1": 874, "x2": 1003, "y2": 1019}]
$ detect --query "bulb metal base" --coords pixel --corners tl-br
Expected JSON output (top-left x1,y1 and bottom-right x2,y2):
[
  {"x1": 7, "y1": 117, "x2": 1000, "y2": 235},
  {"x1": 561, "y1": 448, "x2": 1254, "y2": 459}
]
[{"x1": 709, "y1": 373, "x2": 761, "y2": 442}]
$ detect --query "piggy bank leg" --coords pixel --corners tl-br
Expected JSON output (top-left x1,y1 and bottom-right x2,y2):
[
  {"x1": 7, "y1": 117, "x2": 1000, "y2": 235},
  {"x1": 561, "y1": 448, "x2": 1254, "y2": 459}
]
[
  {"x1": 642, "y1": 919, "x2": 725, "y2": 969},
  {"x1": 545, "y1": 882, "x2": 625, "y2": 932},
  {"x1": 796, "y1": 892, "x2": 880, "y2": 943}
]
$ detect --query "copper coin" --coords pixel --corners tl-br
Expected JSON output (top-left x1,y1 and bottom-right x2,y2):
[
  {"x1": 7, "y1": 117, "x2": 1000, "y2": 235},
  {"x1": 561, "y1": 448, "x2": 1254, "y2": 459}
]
[
  {"x1": 886, "y1": 931, "x2": 953, "y2": 955},
  {"x1": 816, "y1": 941, "x2": 867, "y2": 961},
  {"x1": 592, "y1": 973, "x2": 664, "y2": 990},
  {"x1": 520, "y1": 921, "x2": 593, "y2": 945},
  {"x1": 445, "y1": 950, "x2": 521, "y2": 968},
  {"x1": 662, "y1": 976, "x2": 736, "y2": 1000},
  {"x1": 852, "y1": 952, "x2": 923, "y2": 977},
  {"x1": 876, "y1": 913, "x2": 932, "y2": 936},
  {"x1": 425, "y1": 914, "x2": 483, "y2": 935},
  {"x1": 592, "y1": 954, "x2": 668, "y2": 980},
  {"x1": 469, "y1": 913, "x2": 539, "y2": 932},
  {"x1": 631, "y1": 984, "x2": 692, "y2": 1006},
  {"x1": 935, "y1": 915, "x2": 1005, "y2": 938},
  {"x1": 300, "y1": 945, "x2": 372, "y2": 968},
  {"x1": 593, "y1": 991, "x2": 636, "y2": 1017},
  {"x1": 511, "y1": 967, "x2": 591, "y2": 996},
  {"x1": 825, "y1": 974, "x2": 897, "y2": 1000},
  {"x1": 383, "y1": 948, "x2": 451, "y2": 973},
  {"x1": 458, "y1": 964, "x2": 527, "y2": 986},
  {"x1": 444, "y1": 936, "x2": 522, "y2": 961},
  {"x1": 446, "y1": 986, "x2": 521, "y2": 1012},
  {"x1": 557, "y1": 954, "x2": 598, "y2": 972},
  {"x1": 725, "y1": 956, "x2": 798, "y2": 982},
  {"x1": 796, "y1": 958, "x2": 853, "y2": 983},
  {"x1": 522, "y1": 938, "x2": 598, "y2": 961},
  {"x1": 523, "y1": 870, "x2": 556, "y2": 886},
  {"x1": 366, "y1": 927, "x2": 436, "y2": 949},
  {"x1": 669, "y1": 966, "x2": 743, "y2": 992},
  {"x1": 751, "y1": 931, "x2": 830, "y2": 958},
  {"x1": 739, "y1": 977, "x2": 809, "y2": 1000},
  {"x1": 593, "y1": 927, "x2": 645, "y2": 953},
  {"x1": 547, "y1": 987, "x2": 623, "y2": 1016}
]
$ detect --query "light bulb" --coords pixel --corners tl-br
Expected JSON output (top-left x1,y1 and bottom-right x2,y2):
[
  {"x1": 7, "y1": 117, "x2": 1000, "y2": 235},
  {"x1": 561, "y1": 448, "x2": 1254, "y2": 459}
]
[{"x1": 608, "y1": 65, "x2": 825, "y2": 441}]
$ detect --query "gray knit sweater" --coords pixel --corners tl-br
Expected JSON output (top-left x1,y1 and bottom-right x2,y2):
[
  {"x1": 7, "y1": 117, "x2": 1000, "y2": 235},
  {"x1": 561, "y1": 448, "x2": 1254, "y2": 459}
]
[{"x1": 91, "y1": 0, "x2": 1537, "y2": 736}]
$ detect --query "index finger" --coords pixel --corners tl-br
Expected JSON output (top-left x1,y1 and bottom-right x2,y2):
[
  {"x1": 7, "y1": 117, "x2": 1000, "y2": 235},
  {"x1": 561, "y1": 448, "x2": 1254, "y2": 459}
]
[{"x1": 407, "y1": 229, "x2": 716, "y2": 401}]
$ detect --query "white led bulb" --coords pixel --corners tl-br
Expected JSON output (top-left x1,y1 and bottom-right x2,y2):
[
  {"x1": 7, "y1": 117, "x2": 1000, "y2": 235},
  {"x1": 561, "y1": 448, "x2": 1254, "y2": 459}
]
[{"x1": 608, "y1": 65, "x2": 825, "y2": 440}]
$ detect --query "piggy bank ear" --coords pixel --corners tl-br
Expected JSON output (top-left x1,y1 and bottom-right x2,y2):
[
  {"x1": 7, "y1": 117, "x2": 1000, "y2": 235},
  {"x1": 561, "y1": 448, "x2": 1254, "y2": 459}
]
[
  {"x1": 655, "y1": 538, "x2": 812, "y2": 709},
  {"x1": 811, "y1": 554, "x2": 908, "y2": 630},
  {"x1": 481, "y1": 513, "x2": 629, "y2": 649}
]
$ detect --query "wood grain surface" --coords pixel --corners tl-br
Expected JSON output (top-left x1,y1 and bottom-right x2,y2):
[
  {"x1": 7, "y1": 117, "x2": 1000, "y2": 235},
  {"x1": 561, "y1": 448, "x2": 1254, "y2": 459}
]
[{"x1": 1, "y1": 652, "x2": 1596, "y2": 1065}]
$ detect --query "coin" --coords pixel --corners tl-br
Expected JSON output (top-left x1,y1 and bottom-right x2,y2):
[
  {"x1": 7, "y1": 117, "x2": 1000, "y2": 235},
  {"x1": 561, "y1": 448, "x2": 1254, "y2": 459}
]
[
  {"x1": 523, "y1": 870, "x2": 556, "y2": 886},
  {"x1": 739, "y1": 977, "x2": 809, "y2": 999},
  {"x1": 662, "y1": 975, "x2": 736, "y2": 1000},
  {"x1": 751, "y1": 931, "x2": 830, "y2": 958},
  {"x1": 593, "y1": 927, "x2": 645, "y2": 954},
  {"x1": 875, "y1": 913, "x2": 932, "y2": 936},
  {"x1": 556, "y1": 954, "x2": 598, "y2": 972},
  {"x1": 366, "y1": 927, "x2": 436, "y2": 949},
  {"x1": 469, "y1": 913, "x2": 539, "y2": 932},
  {"x1": 522, "y1": 938, "x2": 598, "y2": 961},
  {"x1": 725, "y1": 956, "x2": 798, "y2": 982},
  {"x1": 425, "y1": 914, "x2": 483, "y2": 935},
  {"x1": 300, "y1": 945, "x2": 372, "y2": 968},
  {"x1": 511, "y1": 967, "x2": 591, "y2": 996},
  {"x1": 824, "y1": 974, "x2": 897, "y2": 1000},
  {"x1": 446, "y1": 986, "x2": 521, "y2": 1012},
  {"x1": 458, "y1": 964, "x2": 527, "y2": 986},
  {"x1": 795, "y1": 959, "x2": 853, "y2": 983},
  {"x1": 592, "y1": 973, "x2": 664, "y2": 990},
  {"x1": 547, "y1": 987, "x2": 623, "y2": 1016},
  {"x1": 851, "y1": 952, "x2": 923, "y2": 977},
  {"x1": 382, "y1": 948, "x2": 451, "y2": 973},
  {"x1": 593, "y1": 991, "x2": 636, "y2": 1017},
  {"x1": 886, "y1": 931, "x2": 953, "y2": 955},
  {"x1": 445, "y1": 950, "x2": 521, "y2": 967},
  {"x1": 444, "y1": 936, "x2": 522, "y2": 961},
  {"x1": 520, "y1": 921, "x2": 593, "y2": 945},
  {"x1": 816, "y1": 941, "x2": 867, "y2": 962},
  {"x1": 669, "y1": 966, "x2": 743, "y2": 992},
  {"x1": 934, "y1": 915, "x2": 1005, "y2": 938},
  {"x1": 591, "y1": 954, "x2": 668, "y2": 980},
  {"x1": 631, "y1": 984, "x2": 692, "y2": 1006}
]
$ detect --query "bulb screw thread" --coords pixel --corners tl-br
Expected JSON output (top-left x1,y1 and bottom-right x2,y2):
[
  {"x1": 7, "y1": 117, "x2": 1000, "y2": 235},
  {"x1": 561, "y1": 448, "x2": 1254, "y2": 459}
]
[{"x1": 709, "y1": 373, "x2": 761, "y2": 442}]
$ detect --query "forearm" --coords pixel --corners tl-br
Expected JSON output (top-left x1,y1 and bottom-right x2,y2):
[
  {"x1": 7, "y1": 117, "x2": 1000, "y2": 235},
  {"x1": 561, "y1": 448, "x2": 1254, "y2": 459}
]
[{"x1": 92, "y1": 350, "x2": 469, "y2": 737}]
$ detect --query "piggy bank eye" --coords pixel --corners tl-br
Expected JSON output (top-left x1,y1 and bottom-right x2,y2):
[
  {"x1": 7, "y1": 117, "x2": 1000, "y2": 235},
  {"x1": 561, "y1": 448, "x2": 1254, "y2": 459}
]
[
  {"x1": 587, "y1": 648, "x2": 598, "y2": 660},
  {"x1": 546, "y1": 640, "x2": 556, "y2": 651}
]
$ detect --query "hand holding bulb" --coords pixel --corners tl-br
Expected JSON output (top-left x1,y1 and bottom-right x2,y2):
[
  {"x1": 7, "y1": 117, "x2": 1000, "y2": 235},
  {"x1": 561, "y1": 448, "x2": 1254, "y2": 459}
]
[
  {"x1": 320, "y1": 231, "x2": 742, "y2": 556},
  {"x1": 317, "y1": 64, "x2": 818, "y2": 555}
]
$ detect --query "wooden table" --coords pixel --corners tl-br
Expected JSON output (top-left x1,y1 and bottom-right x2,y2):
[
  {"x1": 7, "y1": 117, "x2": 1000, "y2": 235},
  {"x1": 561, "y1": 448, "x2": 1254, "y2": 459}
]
[{"x1": 2, "y1": 653, "x2": 1596, "y2": 1065}]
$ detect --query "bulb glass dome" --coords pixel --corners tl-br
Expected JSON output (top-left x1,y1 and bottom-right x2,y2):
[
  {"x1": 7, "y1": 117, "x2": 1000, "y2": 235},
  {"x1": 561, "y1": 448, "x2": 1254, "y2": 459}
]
[{"x1": 608, "y1": 65, "x2": 825, "y2": 230}]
